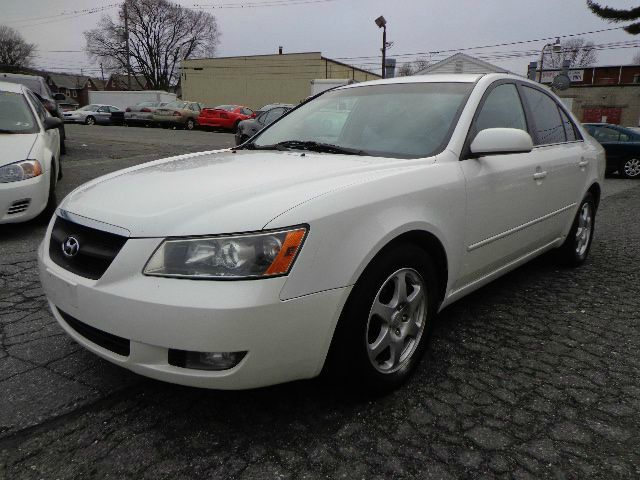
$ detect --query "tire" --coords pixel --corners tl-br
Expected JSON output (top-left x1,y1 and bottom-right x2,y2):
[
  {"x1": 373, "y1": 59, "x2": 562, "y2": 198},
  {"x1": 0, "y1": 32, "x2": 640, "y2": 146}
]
[
  {"x1": 236, "y1": 134, "x2": 249, "y2": 146},
  {"x1": 85, "y1": 116, "x2": 95, "y2": 126},
  {"x1": 232, "y1": 120, "x2": 241, "y2": 133},
  {"x1": 185, "y1": 119, "x2": 195, "y2": 130},
  {"x1": 324, "y1": 243, "x2": 438, "y2": 394},
  {"x1": 60, "y1": 137, "x2": 66, "y2": 155},
  {"x1": 620, "y1": 158, "x2": 640, "y2": 179},
  {"x1": 555, "y1": 193, "x2": 596, "y2": 267}
]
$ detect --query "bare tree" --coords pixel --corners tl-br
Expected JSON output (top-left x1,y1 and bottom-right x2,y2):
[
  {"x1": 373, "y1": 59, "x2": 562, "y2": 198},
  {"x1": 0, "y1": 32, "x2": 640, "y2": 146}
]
[
  {"x1": 543, "y1": 38, "x2": 597, "y2": 68},
  {"x1": 0, "y1": 25, "x2": 35, "y2": 67},
  {"x1": 396, "y1": 56, "x2": 431, "y2": 77},
  {"x1": 85, "y1": 0, "x2": 220, "y2": 90}
]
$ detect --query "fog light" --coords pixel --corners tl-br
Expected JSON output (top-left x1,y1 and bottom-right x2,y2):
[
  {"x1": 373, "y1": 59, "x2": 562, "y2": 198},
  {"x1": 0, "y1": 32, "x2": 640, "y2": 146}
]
[{"x1": 168, "y1": 349, "x2": 247, "y2": 371}]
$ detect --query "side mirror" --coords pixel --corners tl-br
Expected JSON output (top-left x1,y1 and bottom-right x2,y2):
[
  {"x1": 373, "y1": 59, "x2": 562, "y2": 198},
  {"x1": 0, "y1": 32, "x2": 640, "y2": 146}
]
[
  {"x1": 469, "y1": 128, "x2": 533, "y2": 157},
  {"x1": 44, "y1": 117, "x2": 62, "y2": 130},
  {"x1": 53, "y1": 93, "x2": 65, "y2": 101}
]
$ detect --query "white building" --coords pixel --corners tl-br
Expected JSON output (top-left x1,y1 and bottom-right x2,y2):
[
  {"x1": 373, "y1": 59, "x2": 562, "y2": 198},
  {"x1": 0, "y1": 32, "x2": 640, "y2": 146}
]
[{"x1": 414, "y1": 53, "x2": 510, "y2": 76}]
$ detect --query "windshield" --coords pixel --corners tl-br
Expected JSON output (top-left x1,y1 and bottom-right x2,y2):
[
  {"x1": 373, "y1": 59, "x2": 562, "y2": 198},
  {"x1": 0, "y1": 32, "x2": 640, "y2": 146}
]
[
  {"x1": 0, "y1": 91, "x2": 38, "y2": 134},
  {"x1": 78, "y1": 104, "x2": 98, "y2": 111},
  {"x1": 252, "y1": 82, "x2": 473, "y2": 158},
  {"x1": 165, "y1": 101, "x2": 187, "y2": 109}
]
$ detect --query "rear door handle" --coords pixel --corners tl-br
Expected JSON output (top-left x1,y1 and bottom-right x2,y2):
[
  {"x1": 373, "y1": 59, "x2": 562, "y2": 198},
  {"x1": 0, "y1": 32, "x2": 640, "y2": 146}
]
[
  {"x1": 533, "y1": 171, "x2": 547, "y2": 180},
  {"x1": 578, "y1": 160, "x2": 589, "y2": 167}
]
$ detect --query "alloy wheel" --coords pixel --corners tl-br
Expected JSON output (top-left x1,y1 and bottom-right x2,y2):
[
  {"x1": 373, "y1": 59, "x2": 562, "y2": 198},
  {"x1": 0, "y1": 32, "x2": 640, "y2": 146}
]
[
  {"x1": 575, "y1": 202, "x2": 593, "y2": 258},
  {"x1": 366, "y1": 268, "x2": 427, "y2": 374},
  {"x1": 623, "y1": 158, "x2": 640, "y2": 178}
]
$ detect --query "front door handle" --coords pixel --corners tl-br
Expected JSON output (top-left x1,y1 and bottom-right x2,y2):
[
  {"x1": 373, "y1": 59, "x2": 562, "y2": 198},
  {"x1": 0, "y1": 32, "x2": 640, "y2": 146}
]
[
  {"x1": 533, "y1": 171, "x2": 547, "y2": 180},
  {"x1": 578, "y1": 160, "x2": 589, "y2": 167}
]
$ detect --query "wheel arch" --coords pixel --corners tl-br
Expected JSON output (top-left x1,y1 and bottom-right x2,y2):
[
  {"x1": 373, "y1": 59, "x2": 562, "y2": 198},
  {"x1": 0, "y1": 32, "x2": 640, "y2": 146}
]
[
  {"x1": 587, "y1": 182, "x2": 601, "y2": 211},
  {"x1": 356, "y1": 229, "x2": 449, "y2": 308}
]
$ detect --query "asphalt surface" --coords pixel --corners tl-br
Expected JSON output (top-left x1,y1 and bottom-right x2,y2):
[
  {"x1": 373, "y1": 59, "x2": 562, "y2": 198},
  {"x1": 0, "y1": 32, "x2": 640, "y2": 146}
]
[{"x1": 1, "y1": 124, "x2": 639, "y2": 479}]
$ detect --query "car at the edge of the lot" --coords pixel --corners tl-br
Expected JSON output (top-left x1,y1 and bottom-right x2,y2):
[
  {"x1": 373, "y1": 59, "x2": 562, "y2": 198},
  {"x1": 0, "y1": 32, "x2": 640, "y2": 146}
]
[
  {"x1": 0, "y1": 81, "x2": 61, "y2": 224},
  {"x1": 63, "y1": 104, "x2": 121, "y2": 125},
  {"x1": 38, "y1": 73, "x2": 605, "y2": 394},
  {"x1": 152, "y1": 100, "x2": 203, "y2": 130},
  {"x1": 1, "y1": 72, "x2": 67, "y2": 154},
  {"x1": 235, "y1": 103, "x2": 294, "y2": 145},
  {"x1": 123, "y1": 101, "x2": 168, "y2": 127},
  {"x1": 583, "y1": 122, "x2": 640, "y2": 178},
  {"x1": 198, "y1": 104, "x2": 255, "y2": 132}
]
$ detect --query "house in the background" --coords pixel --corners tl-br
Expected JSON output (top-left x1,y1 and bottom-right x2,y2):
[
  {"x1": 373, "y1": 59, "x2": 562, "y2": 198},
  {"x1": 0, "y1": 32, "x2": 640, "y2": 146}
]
[
  {"x1": 105, "y1": 74, "x2": 150, "y2": 91},
  {"x1": 414, "y1": 52, "x2": 510, "y2": 75},
  {"x1": 46, "y1": 73, "x2": 102, "y2": 107}
]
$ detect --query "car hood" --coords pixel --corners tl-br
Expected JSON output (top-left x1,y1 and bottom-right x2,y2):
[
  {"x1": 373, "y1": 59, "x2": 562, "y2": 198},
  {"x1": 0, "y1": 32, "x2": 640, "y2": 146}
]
[
  {"x1": 0, "y1": 134, "x2": 37, "y2": 167},
  {"x1": 59, "y1": 149, "x2": 417, "y2": 237}
]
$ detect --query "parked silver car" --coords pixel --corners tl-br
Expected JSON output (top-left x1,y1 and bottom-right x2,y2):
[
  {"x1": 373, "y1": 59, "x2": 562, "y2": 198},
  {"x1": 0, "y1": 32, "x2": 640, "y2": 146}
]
[
  {"x1": 63, "y1": 104, "x2": 121, "y2": 125},
  {"x1": 124, "y1": 101, "x2": 168, "y2": 126}
]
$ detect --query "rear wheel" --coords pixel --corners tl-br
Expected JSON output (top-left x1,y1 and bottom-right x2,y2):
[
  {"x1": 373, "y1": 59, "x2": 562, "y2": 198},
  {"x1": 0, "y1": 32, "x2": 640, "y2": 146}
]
[
  {"x1": 555, "y1": 193, "x2": 595, "y2": 267},
  {"x1": 185, "y1": 118, "x2": 195, "y2": 130},
  {"x1": 324, "y1": 244, "x2": 438, "y2": 394},
  {"x1": 621, "y1": 158, "x2": 640, "y2": 179},
  {"x1": 85, "y1": 116, "x2": 95, "y2": 126}
]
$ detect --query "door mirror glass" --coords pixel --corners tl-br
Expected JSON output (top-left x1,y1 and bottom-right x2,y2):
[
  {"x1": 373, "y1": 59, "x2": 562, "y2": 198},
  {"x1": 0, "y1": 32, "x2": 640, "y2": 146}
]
[{"x1": 470, "y1": 128, "x2": 533, "y2": 157}]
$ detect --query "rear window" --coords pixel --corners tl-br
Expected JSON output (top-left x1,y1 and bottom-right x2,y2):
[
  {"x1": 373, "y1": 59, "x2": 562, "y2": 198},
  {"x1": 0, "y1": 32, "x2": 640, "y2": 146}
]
[
  {"x1": 0, "y1": 91, "x2": 38, "y2": 134},
  {"x1": 214, "y1": 105, "x2": 237, "y2": 111}
]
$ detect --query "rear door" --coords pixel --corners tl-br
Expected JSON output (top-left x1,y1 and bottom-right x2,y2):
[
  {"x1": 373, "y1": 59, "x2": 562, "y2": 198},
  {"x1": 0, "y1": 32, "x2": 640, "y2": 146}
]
[
  {"x1": 518, "y1": 85, "x2": 588, "y2": 236},
  {"x1": 457, "y1": 81, "x2": 556, "y2": 290}
]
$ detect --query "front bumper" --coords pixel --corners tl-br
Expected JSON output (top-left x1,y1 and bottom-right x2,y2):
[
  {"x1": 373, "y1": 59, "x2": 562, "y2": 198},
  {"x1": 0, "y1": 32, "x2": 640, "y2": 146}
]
[
  {"x1": 38, "y1": 229, "x2": 350, "y2": 389},
  {"x1": 0, "y1": 175, "x2": 48, "y2": 223}
]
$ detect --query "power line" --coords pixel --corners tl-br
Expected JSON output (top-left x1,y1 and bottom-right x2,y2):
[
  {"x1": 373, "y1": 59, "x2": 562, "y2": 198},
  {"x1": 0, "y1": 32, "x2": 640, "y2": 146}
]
[
  {"x1": 8, "y1": 4, "x2": 118, "y2": 29},
  {"x1": 191, "y1": 0, "x2": 337, "y2": 8}
]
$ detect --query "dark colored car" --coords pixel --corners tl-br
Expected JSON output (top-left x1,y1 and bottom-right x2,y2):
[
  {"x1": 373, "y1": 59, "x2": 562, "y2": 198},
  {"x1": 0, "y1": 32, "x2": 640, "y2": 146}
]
[
  {"x1": 198, "y1": 105, "x2": 254, "y2": 132},
  {"x1": 1, "y1": 72, "x2": 66, "y2": 154},
  {"x1": 583, "y1": 123, "x2": 640, "y2": 178},
  {"x1": 235, "y1": 103, "x2": 294, "y2": 145}
]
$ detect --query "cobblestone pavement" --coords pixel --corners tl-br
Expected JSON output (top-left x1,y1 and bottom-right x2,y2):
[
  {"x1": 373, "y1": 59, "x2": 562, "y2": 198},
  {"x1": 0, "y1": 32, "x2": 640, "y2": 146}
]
[{"x1": 0, "y1": 127, "x2": 639, "y2": 479}]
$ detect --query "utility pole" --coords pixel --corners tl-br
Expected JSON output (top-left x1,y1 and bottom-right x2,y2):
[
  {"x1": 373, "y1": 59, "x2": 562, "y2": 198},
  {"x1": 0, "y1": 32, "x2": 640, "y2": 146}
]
[
  {"x1": 124, "y1": 2, "x2": 132, "y2": 90},
  {"x1": 375, "y1": 16, "x2": 388, "y2": 79}
]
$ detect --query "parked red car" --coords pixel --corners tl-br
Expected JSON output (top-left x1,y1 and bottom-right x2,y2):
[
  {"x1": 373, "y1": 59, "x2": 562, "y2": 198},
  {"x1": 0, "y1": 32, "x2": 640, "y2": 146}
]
[{"x1": 198, "y1": 104, "x2": 255, "y2": 132}]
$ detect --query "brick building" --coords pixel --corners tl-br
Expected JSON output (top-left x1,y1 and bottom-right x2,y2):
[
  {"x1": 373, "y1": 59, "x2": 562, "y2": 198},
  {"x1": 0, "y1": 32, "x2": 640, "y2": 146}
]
[
  {"x1": 534, "y1": 64, "x2": 640, "y2": 126},
  {"x1": 46, "y1": 73, "x2": 102, "y2": 107}
]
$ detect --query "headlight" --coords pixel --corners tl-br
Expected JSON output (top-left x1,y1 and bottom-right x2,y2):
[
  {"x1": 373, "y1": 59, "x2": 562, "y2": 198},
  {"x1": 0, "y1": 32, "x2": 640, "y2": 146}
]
[
  {"x1": 0, "y1": 160, "x2": 42, "y2": 183},
  {"x1": 143, "y1": 226, "x2": 308, "y2": 279}
]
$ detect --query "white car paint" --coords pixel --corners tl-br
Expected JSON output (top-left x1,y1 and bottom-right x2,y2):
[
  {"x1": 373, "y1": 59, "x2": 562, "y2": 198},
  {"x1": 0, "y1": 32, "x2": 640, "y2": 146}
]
[
  {"x1": 0, "y1": 81, "x2": 60, "y2": 224},
  {"x1": 38, "y1": 73, "x2": 605, "y2": 389}
]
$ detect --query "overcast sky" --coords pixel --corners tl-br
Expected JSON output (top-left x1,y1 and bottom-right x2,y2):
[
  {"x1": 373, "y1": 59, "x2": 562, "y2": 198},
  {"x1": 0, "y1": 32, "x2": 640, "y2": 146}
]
[{"x1": 4, "y1": 0, "x2": 640, "y2": 78}]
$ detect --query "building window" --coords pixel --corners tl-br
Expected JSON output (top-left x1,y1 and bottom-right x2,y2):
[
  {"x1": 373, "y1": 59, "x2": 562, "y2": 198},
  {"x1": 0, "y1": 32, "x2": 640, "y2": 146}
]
[
  {"x1": 633, "y1": 74, "x2": 640, "y2": 84},
  {"x1": 71, "y1": 90, "x2": 77, "y2": 98}
]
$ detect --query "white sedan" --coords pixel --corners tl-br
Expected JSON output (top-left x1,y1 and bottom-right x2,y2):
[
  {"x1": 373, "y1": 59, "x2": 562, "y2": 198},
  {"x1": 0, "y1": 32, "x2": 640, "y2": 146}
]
[
  {"x1": 38, "y1": 74, "x2": 605, "y2": 393},
  {"x1": 0, "y1": 81, "x2": 61, "y2": 224},
  {"x1": 62, "y1": 104, "x2": 120, "y2": 125}
]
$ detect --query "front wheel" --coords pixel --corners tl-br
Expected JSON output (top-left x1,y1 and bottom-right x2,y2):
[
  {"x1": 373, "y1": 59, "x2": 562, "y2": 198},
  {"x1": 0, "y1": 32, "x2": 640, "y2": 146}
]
[
  {"x1": 621, "y1": 158, "x2": 640, "y2": 179},
  {"x1": 324, "y1": 244, "x2": 438, "y2": 394},
  {"x1": 555, "y1": 193, "x2": 596, "y2": 267},
  {"x1": 85, "y1": 116, "x2": 95, "y2": 126}
]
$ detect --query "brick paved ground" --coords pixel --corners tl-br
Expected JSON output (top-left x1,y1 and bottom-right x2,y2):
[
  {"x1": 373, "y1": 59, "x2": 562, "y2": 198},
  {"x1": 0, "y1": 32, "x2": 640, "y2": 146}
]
[{"x1": 0, "y1": 125, "x2": 638, "y2": 479}]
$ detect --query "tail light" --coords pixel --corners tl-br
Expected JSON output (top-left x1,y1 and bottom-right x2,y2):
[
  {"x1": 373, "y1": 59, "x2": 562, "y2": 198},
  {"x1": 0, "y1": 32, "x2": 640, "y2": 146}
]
[
  {"x1": 125, "y1": 107, "x2": 131, "y2": 112},
  {"x1": 140, "y1": 108, "x2": 151, "y2": 112},
  {"x1": 172, "y1": 111, "x2": 182, "y2": 117}
]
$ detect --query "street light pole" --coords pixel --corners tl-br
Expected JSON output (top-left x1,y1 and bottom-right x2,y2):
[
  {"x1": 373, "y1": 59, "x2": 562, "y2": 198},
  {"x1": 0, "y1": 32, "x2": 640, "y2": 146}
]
[
  {"x1": 538, "y1": 37, "x2": 562, "y2": 83},
  {"x1": 375, "y1": 16, "x2": 387, "y2": 79}
]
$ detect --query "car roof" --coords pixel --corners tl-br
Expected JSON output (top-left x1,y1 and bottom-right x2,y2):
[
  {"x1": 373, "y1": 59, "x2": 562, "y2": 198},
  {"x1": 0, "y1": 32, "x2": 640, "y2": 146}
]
[{"x1": 0, "y1": 80, "x2": 26, "y2": 94}]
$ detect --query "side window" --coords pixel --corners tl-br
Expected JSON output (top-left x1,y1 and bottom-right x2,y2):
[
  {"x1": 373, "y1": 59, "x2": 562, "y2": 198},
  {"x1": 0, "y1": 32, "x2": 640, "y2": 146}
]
[
  {"x1": 618, "y1": 130, "x2": 630, "y2": 142},
  {"x1": 27, "y1": 91, "x2": 47, "y2": 122},
  {"x1": 591, "y1": 126, "x2": 620, "y2": 142},
  {"x1": 474, "y1": 83, "x2": 527, "y2": 135},
  {"x1": 97, "y1": 106, "x2": 109, "y2": 113},
  {"x1": 558, "y1": 108, "x2": 578, "y2": 142},
  {"x1": 264, "y1": 108, "x2": 284, "y2": 125},
  {"x1": 109, "y1": 106, "x2": 119, "y2": 113},
  {"x1": 242, "y1": 108, "x2": 253, "y2": 116},
  {"x1": 521, "y1": 86, "x2": 566, "y2": 145}
]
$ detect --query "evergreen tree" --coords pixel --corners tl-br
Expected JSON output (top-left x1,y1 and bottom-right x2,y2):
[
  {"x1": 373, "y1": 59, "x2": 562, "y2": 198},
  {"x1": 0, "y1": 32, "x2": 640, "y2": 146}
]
[{"x1": 587, "y1": 1, "x2": 640, "y2": 34}]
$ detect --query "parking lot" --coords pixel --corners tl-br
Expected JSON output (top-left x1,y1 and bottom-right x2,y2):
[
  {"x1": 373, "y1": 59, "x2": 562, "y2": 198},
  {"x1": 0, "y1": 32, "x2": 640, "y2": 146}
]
[{"x1": 1, "y1": 124, "x2": 639, "y2": 479}]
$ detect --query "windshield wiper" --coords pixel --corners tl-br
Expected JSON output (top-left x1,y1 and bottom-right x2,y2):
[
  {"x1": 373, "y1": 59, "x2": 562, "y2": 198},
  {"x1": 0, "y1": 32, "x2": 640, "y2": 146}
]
[{"x1": 253, "y1": 140, "x2": 366, "y2": 155}]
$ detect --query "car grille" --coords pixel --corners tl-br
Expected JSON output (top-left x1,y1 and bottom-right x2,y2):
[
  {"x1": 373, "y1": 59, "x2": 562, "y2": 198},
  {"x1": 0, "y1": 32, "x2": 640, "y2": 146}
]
[
  {"x1": 6, "y1": 199, "x2": 31, "y2": 215},
  {"x1": 49, "y1": 216, "x2": 128, "y2": 280},
  {"x1": 57, "y1": 308, "x2": 130, "y2": 356}
]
